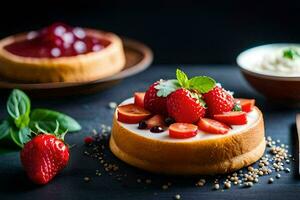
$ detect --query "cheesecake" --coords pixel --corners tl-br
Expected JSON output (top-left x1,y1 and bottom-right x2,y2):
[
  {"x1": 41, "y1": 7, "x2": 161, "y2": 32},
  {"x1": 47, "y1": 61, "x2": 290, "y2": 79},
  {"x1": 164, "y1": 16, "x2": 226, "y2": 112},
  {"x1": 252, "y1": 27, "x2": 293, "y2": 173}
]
[
  {"x1": 0, "y1": 22, "x2": 125, "y2": 83},
  {"x1": 110, "y1": 69, "x2": 265, "y2": 175}
]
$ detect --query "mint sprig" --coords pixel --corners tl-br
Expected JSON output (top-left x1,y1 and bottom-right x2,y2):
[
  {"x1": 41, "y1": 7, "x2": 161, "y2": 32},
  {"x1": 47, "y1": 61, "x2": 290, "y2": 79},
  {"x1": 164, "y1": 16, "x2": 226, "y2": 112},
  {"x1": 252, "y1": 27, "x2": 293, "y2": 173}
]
[
  {"x1": 176, "y1": 69, "x2": 189, "y2": 88},
  {"x1": 154, "y1": 69, "x2": 216, "y2": 98},
  {"x1": 189, "y1": 76, "x2": 216, "y2": 93},
  {"x1": 283, "y1": 48, "x2": 300, "y2": 60},
  {"x1": 176, "y1": 69, "x2": 216, "y2": 93}
]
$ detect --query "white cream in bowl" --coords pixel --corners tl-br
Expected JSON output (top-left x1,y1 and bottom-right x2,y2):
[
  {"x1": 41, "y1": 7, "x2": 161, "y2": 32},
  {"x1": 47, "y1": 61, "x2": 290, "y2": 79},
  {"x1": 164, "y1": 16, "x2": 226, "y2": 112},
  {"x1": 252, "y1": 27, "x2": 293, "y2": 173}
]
[{"x1": 237, "y1": 44, "x2": 300, "y2": 77}]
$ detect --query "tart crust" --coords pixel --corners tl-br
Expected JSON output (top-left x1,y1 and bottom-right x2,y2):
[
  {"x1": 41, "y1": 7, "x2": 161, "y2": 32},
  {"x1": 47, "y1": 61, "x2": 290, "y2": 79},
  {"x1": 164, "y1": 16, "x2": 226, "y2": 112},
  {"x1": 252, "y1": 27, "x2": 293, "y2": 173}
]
[
  {"x1": 0, "y1": 29, "x2": 125, "y2": 83},
  {"x1": 110, "y1": 107, "x2": 265, "y2": 175}
]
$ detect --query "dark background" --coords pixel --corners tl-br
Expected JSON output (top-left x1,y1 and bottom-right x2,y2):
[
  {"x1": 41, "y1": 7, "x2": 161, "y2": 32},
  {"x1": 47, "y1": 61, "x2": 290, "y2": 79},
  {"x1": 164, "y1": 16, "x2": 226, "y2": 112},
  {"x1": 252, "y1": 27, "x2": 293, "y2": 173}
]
[{"x1": 1, "y1": 0, "x2": 299, "y2": 64}]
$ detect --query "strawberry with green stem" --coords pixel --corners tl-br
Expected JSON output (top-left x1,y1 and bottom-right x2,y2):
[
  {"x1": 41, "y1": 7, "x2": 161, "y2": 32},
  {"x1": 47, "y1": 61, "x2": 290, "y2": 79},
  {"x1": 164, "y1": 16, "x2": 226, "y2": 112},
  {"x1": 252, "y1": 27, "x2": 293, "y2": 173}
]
[
  {"x1": 165, "y1": 69, "x2": 215, "y2": 123},
  {"x1": 20, "y1": 122, "x2": 70, "y2": 184},
  {"x1": 203, "y1": 84, "x2": 235, "y2": 116},
  {"x1": 144, "y1": 81, "x2": 172, "y2": 115}
]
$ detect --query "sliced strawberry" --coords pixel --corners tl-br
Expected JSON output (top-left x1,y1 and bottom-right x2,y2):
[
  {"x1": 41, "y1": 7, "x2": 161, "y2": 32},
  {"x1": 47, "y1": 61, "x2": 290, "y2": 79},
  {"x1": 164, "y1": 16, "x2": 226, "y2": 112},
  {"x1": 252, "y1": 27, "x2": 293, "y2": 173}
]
[
  {"x1": 197, "y1": 118, "x2": 230, "y2": 134},
  {"x1": 146, "y1": 114, "x2": 165, "y2": 128},
  {"x1": 134, "y1": 92, "x2": 145, "y2": 108},
  {"x1": 169, "y1": 123, "x2": 198, "y2": 139},
  {"x1": 117, "y1": 104, "x2": 151, "y2": 124},
  {"x1": 235, "y1": 98, "x2": 255, "y2": 113},
  {"x1": 214, "y1": 111, "x2": 247, "y2": 125}
]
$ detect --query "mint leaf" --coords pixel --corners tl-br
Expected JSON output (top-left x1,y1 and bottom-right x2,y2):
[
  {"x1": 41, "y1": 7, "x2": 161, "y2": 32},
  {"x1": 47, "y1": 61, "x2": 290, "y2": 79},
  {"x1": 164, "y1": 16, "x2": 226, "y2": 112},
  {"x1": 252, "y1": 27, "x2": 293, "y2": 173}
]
[
  {"x1": 6, "y1": 89, "x2": 31, "y2": 128},
  {"x1": 155, "y1": 79, "x2": 180, "y2": 97},
  {"x1": 189, "y1": 76, "x2": 216, "y2": 93},
  {"x1": 176, "y1": 69, "x2": 189, "y2": 88},
  {"x1": 0, "y1": 120, "x2": 10, "y2": 140},
  {"x1": 283, "y1": 48, "x2": 300, "y2": 60}
]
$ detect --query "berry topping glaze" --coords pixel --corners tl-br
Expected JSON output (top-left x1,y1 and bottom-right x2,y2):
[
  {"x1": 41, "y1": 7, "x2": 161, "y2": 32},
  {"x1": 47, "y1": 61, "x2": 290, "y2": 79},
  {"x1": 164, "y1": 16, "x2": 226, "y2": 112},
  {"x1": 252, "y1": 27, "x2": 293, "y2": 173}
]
[
  {"x1": 4, "y1": 22, "x2": 111, "y2": 58},
  {"x1": 117, "y1": 69, "x2": 256, "y2": 139},
  {"x1": 150, "y1": 126, "x2": 164, "y2": 133}
]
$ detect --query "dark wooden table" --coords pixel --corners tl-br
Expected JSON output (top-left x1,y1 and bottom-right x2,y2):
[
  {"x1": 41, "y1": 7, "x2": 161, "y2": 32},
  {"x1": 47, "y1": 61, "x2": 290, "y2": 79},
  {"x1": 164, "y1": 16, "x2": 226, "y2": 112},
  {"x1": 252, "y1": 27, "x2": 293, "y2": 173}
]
[{"x1": 0, "y1": 65, "x2": 299, "y2": 200}]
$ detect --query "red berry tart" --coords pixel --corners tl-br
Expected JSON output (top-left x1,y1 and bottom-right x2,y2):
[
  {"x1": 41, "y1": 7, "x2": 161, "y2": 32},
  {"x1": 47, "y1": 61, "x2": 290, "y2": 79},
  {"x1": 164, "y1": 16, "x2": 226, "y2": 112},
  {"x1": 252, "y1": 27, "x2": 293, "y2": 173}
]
[
  {"x1": 0, "y1": 22, "x2": 125, "y2": 83},
  {"x1": 110, "y1": 69, "x2": 265, "y2": 175}
]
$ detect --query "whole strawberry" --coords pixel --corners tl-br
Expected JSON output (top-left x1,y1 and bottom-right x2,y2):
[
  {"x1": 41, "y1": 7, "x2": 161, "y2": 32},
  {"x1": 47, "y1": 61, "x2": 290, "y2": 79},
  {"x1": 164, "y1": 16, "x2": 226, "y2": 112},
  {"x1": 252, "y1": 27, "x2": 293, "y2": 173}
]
[
  {"x1": 203, "y1": 85, "x2": 235, "y2": 116},
  {"x1": 20, "y1": 133, "x2": 69, "y2": 184},
  {"x1": 167, "y1": 88, "x2": 206, "y2": 123},
  {"x1": 144, "y1": 81, "x2": 168, "y2": 115}
]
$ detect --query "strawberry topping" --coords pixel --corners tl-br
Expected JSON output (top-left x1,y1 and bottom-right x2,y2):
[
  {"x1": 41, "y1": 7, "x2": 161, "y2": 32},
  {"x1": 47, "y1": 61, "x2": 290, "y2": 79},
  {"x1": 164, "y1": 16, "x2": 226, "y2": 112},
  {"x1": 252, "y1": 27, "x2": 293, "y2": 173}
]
[
  {"x1": 169, "y1": 123, "x2": 198, "y2": 139},
  {"x1": 203, "y1": 86, "x2": 235, "y2": 116},
  {"x1": 167, "y1": 88, "x2": 206, "y2": 123},
  {"x1": 235, "y1": 98, "x2": 255, "y2": 113},
  {"x1": 117, "y1": 104, "x2": 151, "y2": 124},
  {"x1": 119, "y1": 69, "x2": 255, "y2": 137},
  {"x1": 144, "y1": 82, "x2": 168, "y2": 115},
  {"x1": 214, "y1": 111, "x2": 247, "y2": 125},
  {"x1": 197, "y1": 118, "x2": 230, "y2": 134},
  {"x1": 134, "y1": 92, "x2": 145, "y2": 108},
  {"x1": 146, "y1": 114, "x2": 165, "y2": 128}
]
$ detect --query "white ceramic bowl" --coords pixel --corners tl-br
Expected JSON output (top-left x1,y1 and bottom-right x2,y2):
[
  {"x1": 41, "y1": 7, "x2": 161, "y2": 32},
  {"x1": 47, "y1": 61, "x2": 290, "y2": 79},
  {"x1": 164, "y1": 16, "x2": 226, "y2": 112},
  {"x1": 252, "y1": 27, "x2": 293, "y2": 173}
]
[{"x1": 237, "y1": 43, "x2": 300, "y2": 102}]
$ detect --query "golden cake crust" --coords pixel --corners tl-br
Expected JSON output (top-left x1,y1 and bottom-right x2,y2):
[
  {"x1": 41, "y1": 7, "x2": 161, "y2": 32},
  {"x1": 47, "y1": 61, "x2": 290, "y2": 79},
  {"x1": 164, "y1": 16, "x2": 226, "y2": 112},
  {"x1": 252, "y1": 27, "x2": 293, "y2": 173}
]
[
  {"x1": 0, "y1": 29, "x2": 125, "y2": 83},
  {"x1": 110, "y1": 107, "x2": 265, "y2": 175}
]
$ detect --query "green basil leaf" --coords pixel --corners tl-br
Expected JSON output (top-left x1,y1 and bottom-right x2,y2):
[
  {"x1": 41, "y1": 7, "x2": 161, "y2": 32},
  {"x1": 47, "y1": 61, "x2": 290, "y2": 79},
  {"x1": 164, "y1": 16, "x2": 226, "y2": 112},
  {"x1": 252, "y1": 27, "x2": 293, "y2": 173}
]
[
  {"x1": 29, "y1": 108, "x2": 81, "y2": 133},
  {"x1": 0, "y1": 120, "x2": 11, "y2": 140},
  {"x1": 18, "y1": 127, "x2": 31, "y2": 145},
  {"x1": 14, "y1": 115, "x2": 30, "y2": 129},
  {"x1": 6, "y1": 89, "x2": 31, "y2": 128},
  {"x1": 189, "y1": 76, "x2": 216, "y2": 93},
  {"x1": 176, "y1": 69, "x2": 189, "y2": 88},
  {"x1": 10, "y1": 128, "x2": 23, "y2": 148}
]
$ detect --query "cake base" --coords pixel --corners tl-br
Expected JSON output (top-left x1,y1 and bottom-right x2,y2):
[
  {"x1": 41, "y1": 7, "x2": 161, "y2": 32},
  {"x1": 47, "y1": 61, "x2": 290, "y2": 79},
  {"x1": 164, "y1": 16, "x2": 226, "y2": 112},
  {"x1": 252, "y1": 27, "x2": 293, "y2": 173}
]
[
  {"x1": 110, "y1": 136, "x2": 265, "y2": 175},
  {"x1": 110, "y1": 107, "x2": 265, "y2": 175}
]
